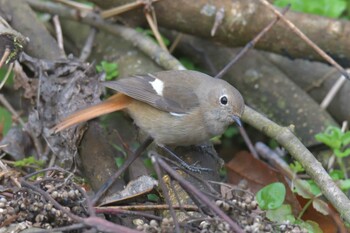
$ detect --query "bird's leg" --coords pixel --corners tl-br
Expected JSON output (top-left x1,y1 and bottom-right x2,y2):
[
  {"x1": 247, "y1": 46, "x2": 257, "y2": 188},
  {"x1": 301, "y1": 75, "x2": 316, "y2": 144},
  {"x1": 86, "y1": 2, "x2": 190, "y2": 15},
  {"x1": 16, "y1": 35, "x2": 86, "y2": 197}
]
[
  {"x1": 193, "y1": 144, "x2": 224, "y2": 168},
  {"x1": 159, "y1": 146, "x2": 212, "y2": 173}
]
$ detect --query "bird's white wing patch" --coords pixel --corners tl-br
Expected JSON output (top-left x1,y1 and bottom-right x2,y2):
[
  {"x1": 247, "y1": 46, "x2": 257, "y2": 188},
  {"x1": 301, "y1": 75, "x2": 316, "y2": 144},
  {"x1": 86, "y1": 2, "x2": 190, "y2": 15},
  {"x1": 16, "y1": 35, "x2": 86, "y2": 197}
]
[
  {"x1": 149, "y1": 78, "x2": 164, "y2": 96},
  {"x1": 170, "y1": 112, "x2": 187, "y2": 117}
]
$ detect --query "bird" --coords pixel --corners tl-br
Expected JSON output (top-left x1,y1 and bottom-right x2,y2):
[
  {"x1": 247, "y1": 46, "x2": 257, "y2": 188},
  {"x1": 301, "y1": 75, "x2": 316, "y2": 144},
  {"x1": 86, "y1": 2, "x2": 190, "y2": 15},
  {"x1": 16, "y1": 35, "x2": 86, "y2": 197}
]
[{"x1": 53, "y1": 70, "x2": 244, "y2": 147}]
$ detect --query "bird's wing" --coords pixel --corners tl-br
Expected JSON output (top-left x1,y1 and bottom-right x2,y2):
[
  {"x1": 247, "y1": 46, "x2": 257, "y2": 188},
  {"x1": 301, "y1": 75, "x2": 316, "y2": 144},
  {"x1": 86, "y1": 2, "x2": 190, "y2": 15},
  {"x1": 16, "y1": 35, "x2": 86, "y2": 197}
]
[{"x1": 102, "y1": 73, "x2": 200, "y2": 113}]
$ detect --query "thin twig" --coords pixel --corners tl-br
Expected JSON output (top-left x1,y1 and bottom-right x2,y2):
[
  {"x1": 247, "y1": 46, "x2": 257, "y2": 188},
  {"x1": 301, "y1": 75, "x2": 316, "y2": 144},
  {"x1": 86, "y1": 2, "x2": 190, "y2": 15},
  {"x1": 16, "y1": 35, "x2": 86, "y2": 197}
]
[
  {"x1": 239, "y1": 127, "x2": 259, "y2": 159},
  {"x1": 259, "y1": 0, "x2": 349, "y2": 80},
  {"x1": 30, "y1": 223, "x2": 85, "y2": 233},
  {"x1": 100, "y1": 0, "x2": 161, "y2": 18},
  {"x1": 169, "y1": 33, "x2": 183, "y2": 53},
  {"x1": 95, "y1": 207, "x2": 163, "y2": 220},
  {"x1": 99, "y1": 203, "x2": 198, "y2": 212},
  {"x1": 341, "y1": 121, "x2": 348, "y2": 132},
  {"x1": 211, "y1": 7, "x2": 224, "y2": 37},
  {"x1": 145, "y1": 10, "x2": 168, "y2": 51},
  {"x1": 151, "y1": 152, "x2": 244, "y2": 233},
  {"x1": 0, "y1": 47, "x2": 11, "y2": 68},
  {"x1": 0, "y1": 62, "x2": 13, "y2": 90},
  {"x1": 152, "y1": 152, "x2": 181, "y2": 233},
  {"x1": 53, "y1": 0, "x2": 93, "y2": 11},
  {"x1": 215, "y1": 5, "x2": 290, "y2": 79},
  {"x1": 305, "y1": 68, "x2": 336, "y2": 92},
  {"x1": 23, "y1": 166, "x2": 68, "y2": 179},
  {"x1": 79, "y1": 28, "x2": 96, "y2": 61},
  {"x1": 0, "y1": 94, "x2": 25, "y2": 126},
  {"x1": 53, "y1": 15, "x2": 65, "y2": 54},
  {"x1": 104, "y1": 0, "x2": 168, "y2": 51},
  {"x1": 101, "y1": 1, "x2": 143, "y2": 18},
  {"x1": 320, "y1": 70, "x2": 348, "y2": 109}
]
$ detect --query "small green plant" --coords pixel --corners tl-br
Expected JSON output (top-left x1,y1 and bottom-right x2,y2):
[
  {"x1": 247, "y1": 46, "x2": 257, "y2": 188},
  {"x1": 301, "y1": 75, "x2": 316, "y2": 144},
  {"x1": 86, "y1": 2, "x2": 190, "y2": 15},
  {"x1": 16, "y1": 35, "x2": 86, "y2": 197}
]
[
  {"x1": 315, "y1": 126, "x2": 350, "y2": 180},
  {"x1": 290, "y1": 161, "x2": 305, "y2": 173},
  {"x1": 178, "y1": 57, "x2": 196, "y2": 70},
  {"x1": 112, "y1": 143, "x2": 127, "y2": 157},
  {"x1": 96, "y1": 61, "x2": 119, "y2": 81},
  {"x1": 13, "y1": 156, "x2": 45, "y2": 168},
  {"x1": 315, "y1": 126, "x2": 350, "y2": 158},
  {"x1": 0, "y1": 67, "x2": 14, "y2": 87},
  {"x1": 115, "y1": 157, "x2": 125, "y2": 169},
  {"x1": 0, "y1": 107, "x2": 12, "y2": 136},
  {"x1": 289, "y1": 141, "x2": 350, "y2": 227},
  {"x1": 256, "y1": 182, "x2": 286, "y2": 210},
  {"x1": 256, "y1": 182, "x2": 322, "y2": 232},
  {"x1": 223, "y1": 125, "x2": 239, "y2": 138},
  {"x1": 274, "y1": 0, "x2": 347, "y2": 18},
  {"x1": 147, "y1": 193, "x2": 160, "y2": 202}
]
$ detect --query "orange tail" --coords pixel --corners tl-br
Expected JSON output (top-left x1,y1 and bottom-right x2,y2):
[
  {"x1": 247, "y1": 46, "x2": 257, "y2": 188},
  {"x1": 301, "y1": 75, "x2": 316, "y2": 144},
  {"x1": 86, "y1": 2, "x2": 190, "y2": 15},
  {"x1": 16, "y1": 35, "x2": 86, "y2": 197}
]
[{"x1": 53, "y1": 93, "x2": 132, "y2": 133}]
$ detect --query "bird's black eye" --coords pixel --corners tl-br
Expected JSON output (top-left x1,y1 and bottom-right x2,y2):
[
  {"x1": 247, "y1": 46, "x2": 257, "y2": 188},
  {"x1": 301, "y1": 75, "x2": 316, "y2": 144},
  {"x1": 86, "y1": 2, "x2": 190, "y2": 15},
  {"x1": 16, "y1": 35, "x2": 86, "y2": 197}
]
[{"x1": 220, "y1": 96, "x2": 228, "y2": 105}]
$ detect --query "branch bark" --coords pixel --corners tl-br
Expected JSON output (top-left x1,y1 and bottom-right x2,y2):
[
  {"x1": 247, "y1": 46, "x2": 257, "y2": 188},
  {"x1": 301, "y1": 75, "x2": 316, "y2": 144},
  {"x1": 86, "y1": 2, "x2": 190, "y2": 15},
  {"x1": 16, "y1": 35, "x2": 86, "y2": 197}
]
[{"x1": 93, "y1": 0, "x2": 350, "y2": 64}]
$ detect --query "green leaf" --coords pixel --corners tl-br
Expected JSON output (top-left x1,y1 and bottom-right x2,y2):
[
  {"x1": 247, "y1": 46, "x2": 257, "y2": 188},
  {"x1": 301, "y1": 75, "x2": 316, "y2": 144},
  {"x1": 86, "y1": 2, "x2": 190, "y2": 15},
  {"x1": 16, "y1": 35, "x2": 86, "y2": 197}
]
[
  {"x1": 266, "y1": 204, "x2": 295, "y2": 223},
  {"x1": 96, "y1": 61, "x2": 119, "y2": 81},
  {"x1": 13, "y1": 156, "x2": 45, "y2": 168},
  {"x1": 0, "y1": 67, "x2": 14, "y2": 86},
  {"x1": 334, "y1": 148, "x2": 350, "y2": 158},
  {"x1": 256, "y1": 182, "x2": 286, "y2": 210},
  {"x1": 294, "y1": 179, "x2": 313, "y2": 199},
  {"x1": 74, "y1": 0, "x2": 94, "y2": 7},
  {"x1": 111, "y1": 143, "x2": 127, "y2": 157},
  {"x1": 274, "y1": 0, "x2": 346, "y2": 18},
  {"x1": 341, "y1": 132, "x2": 350, "y2": 145},
  {"x1": 293, "y1": 179, "x2": 322, "y2": 198},
  {"x1": 223, "y1": 126, "x2": 239, "y2": 138},
  {"x1": 147, "y1": 193, "x2": 159, "y2": 202},
  {"x1": 219, "y1": 167, "x2": 227, "y2": 177},
  {"x1": 268, "y1": 139, "x2": 279, "y2": 149},
  {"x1": 315, "y1": 126, "x2": 343, "y2": 149},
  {"x1": 307, "y1": 180, "x2": 321, "y2": 196},
  {"x1": 115, "y1": 157, "x2": 125, "y2": 168},
  {"x1": 339, "y1": 179, "x2": 350, "y2": 191},
  {"x1": 0, "y1": 107, "x2": 12, "y2": 136},
  {"x1": 179, "y1": 57, "x2": 196, "y2": 70},
  {"x1": 161, "y1": 36, "x2": 170, "y2": 46},
  {"x1": 296, "y1": 220, "x2": 323, "y2": 233},
  {"x1": 290, "y1": 161, "x2": 304, "y2": 173},
  {"x1": 143, "y1": 158, "x2": 153, "y2": 169},
  {"x1": 329, "y1": 169, "x2": 344, "y2": 180}
]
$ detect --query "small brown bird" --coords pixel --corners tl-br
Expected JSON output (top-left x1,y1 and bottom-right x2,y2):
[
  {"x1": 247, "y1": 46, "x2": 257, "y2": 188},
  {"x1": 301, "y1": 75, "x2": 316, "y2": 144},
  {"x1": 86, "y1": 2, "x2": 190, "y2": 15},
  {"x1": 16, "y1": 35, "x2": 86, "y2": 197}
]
[{"x1": 54, "y1": 70, "x2": 244, "y2": 146}]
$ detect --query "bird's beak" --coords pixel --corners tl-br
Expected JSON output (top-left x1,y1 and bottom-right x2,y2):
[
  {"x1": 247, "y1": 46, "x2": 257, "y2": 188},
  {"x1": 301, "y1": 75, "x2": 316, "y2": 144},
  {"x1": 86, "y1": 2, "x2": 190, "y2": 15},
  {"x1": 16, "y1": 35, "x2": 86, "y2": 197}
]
[{"x1": 232, "y1": 115, "x2": 242, "y2": 127}]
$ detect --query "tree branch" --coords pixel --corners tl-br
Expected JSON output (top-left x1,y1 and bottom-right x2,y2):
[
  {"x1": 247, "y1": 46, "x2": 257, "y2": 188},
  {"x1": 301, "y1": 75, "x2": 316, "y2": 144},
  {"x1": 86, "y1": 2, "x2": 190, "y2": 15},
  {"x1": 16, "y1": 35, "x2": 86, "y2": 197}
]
[
  {"x1": 243, "y1": 106, "x2": 350, "y2": 223},
  {"x1": 94, "y1": 0, "x2": 350, "y2": 63}
]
